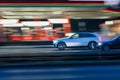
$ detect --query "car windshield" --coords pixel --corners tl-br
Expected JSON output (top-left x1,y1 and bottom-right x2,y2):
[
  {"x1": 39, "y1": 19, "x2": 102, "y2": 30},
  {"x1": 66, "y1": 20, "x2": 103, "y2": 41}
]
[
  {"x1": 111, "y1": 35, "x2": 120, "y2": 40},
  {"x1": 70, "y1": 33, "x2": 79, "y2": 39}
]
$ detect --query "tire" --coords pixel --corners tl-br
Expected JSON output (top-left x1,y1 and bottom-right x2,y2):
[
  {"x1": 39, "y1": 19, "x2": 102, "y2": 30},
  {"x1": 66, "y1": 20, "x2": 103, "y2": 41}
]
[
  {"x1": 102, "y1": 45, "x2": 110, "y2": 51},
  {"x1": 57, "y1": 42, "x2": 66, "y2": 50},
  {"x1": 88, "y1": 42, "x2": 97, "y2": 50}
]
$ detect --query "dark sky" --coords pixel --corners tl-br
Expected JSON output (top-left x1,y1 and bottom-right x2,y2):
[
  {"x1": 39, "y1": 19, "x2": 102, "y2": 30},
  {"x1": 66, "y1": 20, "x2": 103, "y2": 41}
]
[{"x1": 0, "y1": 0, "x2": 104, "y2": 3}]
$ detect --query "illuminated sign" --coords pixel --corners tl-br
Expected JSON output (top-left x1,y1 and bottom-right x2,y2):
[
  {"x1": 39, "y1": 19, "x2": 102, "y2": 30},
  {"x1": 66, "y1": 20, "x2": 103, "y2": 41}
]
[
  {"x1": 21, "y1": 21, "x2": 50, "y2": 26},
  {"x1": 69, "y1": 0, "x2": 104, "y2": 1},
  {"x1": 3, "y1": 23, "x2": 23, "y2": 27},
  {"x1": 0, "y1": 19, "x2": 19, "y2": 24},
  {"x1": 48, "y1": 19, "x2": 69, "y2": 24}
]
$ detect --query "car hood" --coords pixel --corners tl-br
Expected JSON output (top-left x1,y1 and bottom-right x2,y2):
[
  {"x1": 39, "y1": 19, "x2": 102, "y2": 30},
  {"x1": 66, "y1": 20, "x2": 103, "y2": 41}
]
[
  {"x1": 101, "y1": 40, "x2": 113, "y2": 44},
  {"x1": 53, "y1": 37, "x2": 69, "y2": 42}
]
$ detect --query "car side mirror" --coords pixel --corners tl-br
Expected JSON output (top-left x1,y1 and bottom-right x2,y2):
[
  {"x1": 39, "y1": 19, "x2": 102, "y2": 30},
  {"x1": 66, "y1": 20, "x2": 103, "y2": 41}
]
[{"x1": 69, "y1": 37, "x2": 72, "y2": 39}]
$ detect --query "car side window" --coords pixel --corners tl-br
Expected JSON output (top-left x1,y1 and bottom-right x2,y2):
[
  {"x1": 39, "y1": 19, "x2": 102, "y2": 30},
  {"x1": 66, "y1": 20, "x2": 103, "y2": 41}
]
[
  {"x1": 71, "y1": 33, "x2": 79, "y2": 39},
  {"x1": 79, "y1": 33, "x2": 95, "y2": 38}
]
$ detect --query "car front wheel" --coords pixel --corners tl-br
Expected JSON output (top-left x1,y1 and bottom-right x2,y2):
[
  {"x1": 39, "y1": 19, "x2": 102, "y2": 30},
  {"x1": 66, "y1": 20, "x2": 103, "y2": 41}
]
[
  {"x1": 57, "y1": 42, "x2": 66, "y2": 50},
  {"x1": 88, "y1": 42, "x2": 97, "y2": 50},
  {"x1": 102, "y1": 45, "x2": 110, "y2": 51}
]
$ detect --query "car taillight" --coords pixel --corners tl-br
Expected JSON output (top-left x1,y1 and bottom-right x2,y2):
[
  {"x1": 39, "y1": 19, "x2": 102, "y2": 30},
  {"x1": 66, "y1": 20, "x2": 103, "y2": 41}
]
[{"x1": 98, "y1": 37, "x2": 103, "y2": 42}]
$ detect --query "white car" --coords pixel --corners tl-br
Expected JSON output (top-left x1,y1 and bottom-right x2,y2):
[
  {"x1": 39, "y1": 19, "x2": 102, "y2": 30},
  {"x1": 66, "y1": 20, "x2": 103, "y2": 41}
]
[{"x1": 53, "y1": 32, "x2": 109, "y2": 50}]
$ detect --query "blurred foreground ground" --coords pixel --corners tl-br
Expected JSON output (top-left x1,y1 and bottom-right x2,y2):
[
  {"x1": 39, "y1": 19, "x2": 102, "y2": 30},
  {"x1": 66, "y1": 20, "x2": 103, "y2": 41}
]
[{"x1": 0, "y1": 46, "x2": 119, "y2": 80}]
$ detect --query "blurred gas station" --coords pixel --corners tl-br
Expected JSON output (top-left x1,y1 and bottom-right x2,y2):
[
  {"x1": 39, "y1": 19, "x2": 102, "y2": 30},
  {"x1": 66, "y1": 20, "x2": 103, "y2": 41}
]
[
  {"x1": 0, "y1": 1, "x2": 120, "y2": 80},
  {"x1": 0, "y1": 0, "x2": 120, "y2": 42}
]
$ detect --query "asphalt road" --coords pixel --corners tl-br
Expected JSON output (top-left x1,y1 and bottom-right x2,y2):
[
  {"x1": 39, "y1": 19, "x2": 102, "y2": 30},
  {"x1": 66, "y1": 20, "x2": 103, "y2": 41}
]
[
  {"x1": 0, "y1": 46, "x2": 120, "y2": 60},
  {"x1": 0, "y1": 46, "x2": 120, "y2": 80},
  {"x1": 0, "y1": 46, "x2": 119, "y2": 63},
  {"x1": 0, "y1": 46, "x2": 120, "y2": 55},
  {"x1": 0, "y1": 47, "x2": 95, "y2": 55}
]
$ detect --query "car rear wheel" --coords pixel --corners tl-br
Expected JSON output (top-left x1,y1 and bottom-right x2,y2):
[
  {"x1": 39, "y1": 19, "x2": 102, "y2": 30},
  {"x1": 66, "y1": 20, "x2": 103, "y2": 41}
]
[
  {"x1": 102, "y1": 45, "x2": 110, "y2": 51},
  {"x1": 57, "y1": 42, "x2": 66, "y2": 50},
  {"x1": 88, "y1": 42, "x2": 97, "y2": 50}
]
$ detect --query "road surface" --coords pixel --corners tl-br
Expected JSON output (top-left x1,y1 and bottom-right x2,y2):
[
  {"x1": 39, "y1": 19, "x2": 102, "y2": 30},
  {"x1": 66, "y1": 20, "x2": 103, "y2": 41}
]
[
  {"x1": 0, "y1": 46, "x2": 120, "y2": 55},
  {"x1": 0, "y1": 46, "x2": 119, "y2": 80}
]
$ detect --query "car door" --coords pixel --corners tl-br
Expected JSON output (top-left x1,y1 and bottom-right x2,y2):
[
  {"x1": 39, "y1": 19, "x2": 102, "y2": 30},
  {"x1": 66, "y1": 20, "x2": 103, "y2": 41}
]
[
  {"x1": 65, "y1": 33, "x2": 88, "y2": 47},
  {"x1": 112, "y1": 36, "x2": 120, "y2": 49},
  {"x1": 79, "y1": 33, "x2": 98, "y2": 46},
  {"x1": 64, "y1": 33, "x2": 83, "y2": 47}
]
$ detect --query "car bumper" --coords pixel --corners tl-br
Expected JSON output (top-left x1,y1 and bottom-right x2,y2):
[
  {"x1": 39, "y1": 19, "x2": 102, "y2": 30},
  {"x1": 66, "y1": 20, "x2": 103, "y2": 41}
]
[
  {"x1": 97, "y1": 43, "x2": 103, "y2": 49},
  {"x1": 53, "y1": 43, "x2": 57, "y2": 48}
]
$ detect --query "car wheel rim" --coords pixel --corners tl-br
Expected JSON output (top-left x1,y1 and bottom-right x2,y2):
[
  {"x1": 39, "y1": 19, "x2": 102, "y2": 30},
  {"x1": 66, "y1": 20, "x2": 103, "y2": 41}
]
[
  {"x1": 58, "y1": 43, "x2": 65, "y2": 50},
  {"x1": 104, "y1": 45, "x2": 109, "y2": 51},
  {"x1": 90, "y1": 43, "x2": 96, "y2": 50}
]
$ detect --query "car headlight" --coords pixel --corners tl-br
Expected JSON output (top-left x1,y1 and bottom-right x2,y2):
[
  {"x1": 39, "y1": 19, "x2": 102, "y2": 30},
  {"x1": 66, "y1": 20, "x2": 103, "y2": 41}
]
[
  {"x1": 98, "y1": 42, "x2": 102, "y2": 46},
  {"x1": 53, "y1": 40, "x2": 58, "y2": 43}
]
